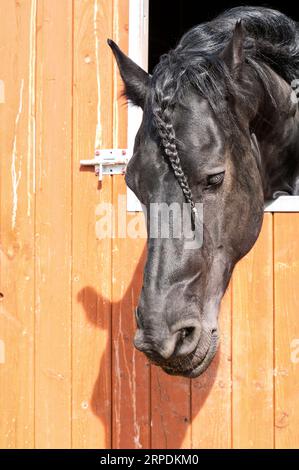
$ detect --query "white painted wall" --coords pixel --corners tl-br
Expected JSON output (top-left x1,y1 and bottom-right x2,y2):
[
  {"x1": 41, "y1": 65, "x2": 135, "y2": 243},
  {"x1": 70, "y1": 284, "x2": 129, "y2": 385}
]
[{"x1": 127, "y1": 0, "x2": 149, "y2": 211}]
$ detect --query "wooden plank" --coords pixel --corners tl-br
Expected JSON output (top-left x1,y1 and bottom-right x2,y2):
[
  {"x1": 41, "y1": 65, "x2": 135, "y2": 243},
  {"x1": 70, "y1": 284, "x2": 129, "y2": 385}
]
[
  {"x1": 35, "y1": 0, "x2": 72, "y2": 448},
  {"x1": 274, "y1": 213, "x2": 299, "y2": 448},
  {"x1": 191, "y1": 285, "x2": 232, "y2": 448},
  {"x1": 111, "y1": 0, "x2": 150, "y2": 449},
  {"x1": 0, "y1": 0, "x2": 36, "y2": 448},
  {"x1": 111, "y1": 179, "x2": 150, "y2": 449},
  {"x1": 151, "y1": 368, "x2": 191, "y2": 449},
  {"x1": 72, "y1": 0, "x2": 113, "y2": 448},
  {"x1": 112, "y1": 0, "x2": 128, "y2": 150},
  {"x1": 232, "y1": 214, "x2": 274, "y2": 448}
]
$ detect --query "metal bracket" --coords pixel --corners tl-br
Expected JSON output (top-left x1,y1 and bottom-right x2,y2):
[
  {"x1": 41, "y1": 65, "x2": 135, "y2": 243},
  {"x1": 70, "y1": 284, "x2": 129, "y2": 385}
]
[{"x1": 80, "y1": 149, "x2": 128, "y2": 181}]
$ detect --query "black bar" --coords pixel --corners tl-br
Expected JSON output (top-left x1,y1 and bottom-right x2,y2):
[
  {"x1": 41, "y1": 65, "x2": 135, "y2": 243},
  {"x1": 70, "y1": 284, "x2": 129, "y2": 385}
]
[{"x1": 0, "y1": 449, "x2": 298, "y2": 465}]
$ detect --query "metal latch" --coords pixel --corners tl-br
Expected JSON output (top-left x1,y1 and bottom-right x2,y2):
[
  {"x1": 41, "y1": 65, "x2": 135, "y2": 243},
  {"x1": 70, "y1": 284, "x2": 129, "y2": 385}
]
[{"x1": 80, "y1": 149, "x2": 128, "y2": 181}]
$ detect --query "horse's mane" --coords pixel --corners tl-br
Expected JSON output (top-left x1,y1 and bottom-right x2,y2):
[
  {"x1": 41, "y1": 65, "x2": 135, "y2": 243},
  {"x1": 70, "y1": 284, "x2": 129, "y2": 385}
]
[
  {"x1": 149, "y1": 7, "x2": 299, "y2": 205},
  {"x1": 179, "y1": 6, "x2": 299, "y2": 82},
  {"x1": 152, "y1": 6, "x2": 299, "y2": 109}
]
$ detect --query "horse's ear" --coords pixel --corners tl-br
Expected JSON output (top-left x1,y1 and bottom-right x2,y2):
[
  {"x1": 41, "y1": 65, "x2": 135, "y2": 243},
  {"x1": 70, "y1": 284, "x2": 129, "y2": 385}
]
[
  {"x1": 107, "y1": 39, "x2": 150, "y2": 108},
  {"x1": 220, "y1": 20, "x2": 245, "y2": 79}
]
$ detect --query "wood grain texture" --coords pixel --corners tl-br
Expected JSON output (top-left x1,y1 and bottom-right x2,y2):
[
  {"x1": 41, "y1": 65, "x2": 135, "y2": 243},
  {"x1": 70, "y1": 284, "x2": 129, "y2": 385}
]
[
  {"x1": 35, "y1": 0, "x2": 73, "y2": 448},
  {"x1": 0, "y1": 0, "x2": 35, "y2": 449},
  {"x1": 111, "y1": 0, "x2": 150, "y2": 449},
  {"x1": 151, "y1": 368, "x2": 191, "y2": 449},
  {"x1": 1, "y1": 0, "x2": 299, "y2": 450},
  {"x1": 72, "y1": 0, "x2": 113, "y2": 449},
  {"x1": 192, "y1": 285, "x2": 232, "y2": 448},
  {"x1": 232, "y1": 214, "x2": 274, "y2": 449},
  {"x1": 274, "y1": 213, "x2": 299, "y2": 448},
  {"x1": 111, "y1": 178, "x2": 149, "y2": 449}
]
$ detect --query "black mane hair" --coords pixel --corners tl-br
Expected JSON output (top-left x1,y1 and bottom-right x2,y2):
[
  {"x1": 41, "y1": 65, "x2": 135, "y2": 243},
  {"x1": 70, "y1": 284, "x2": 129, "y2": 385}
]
[
  {"x1": 179, "y1": 6, "x2": 299, "y2": 82},
  {"x1": 151, "y1": 6, "x2": 299, "y2": 117},
  {"x1": 150, "y1": 6, "x2": 299, "y2": 208}
]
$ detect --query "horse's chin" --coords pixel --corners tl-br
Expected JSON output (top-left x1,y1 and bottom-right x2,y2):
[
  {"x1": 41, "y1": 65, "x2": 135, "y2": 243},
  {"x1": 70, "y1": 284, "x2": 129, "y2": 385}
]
[{"x1": 161, "y1": 330, "x2": 219, "y2": 378}]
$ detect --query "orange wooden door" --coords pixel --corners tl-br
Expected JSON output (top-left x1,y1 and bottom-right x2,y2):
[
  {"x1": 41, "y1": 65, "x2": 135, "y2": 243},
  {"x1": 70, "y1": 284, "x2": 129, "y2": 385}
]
[
  {"x1": 0, "y1": 0, "x2": 35, "y2": 449},
  {"x1": 1, "y1": 0, "x2": 299, "y2": 450}
]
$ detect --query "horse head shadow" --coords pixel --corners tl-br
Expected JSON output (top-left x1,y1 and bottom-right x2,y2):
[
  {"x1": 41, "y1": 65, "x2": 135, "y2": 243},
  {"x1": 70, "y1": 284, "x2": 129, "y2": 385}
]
[{"x1": 77, "y1": 247, "x2": 221, "y2": 449}]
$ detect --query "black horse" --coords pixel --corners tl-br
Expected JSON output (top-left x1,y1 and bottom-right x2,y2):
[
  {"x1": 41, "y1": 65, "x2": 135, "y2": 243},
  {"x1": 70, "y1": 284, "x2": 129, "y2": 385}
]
[{"x1": 108, "y1": 6, "x2": 299, "y2": 377}]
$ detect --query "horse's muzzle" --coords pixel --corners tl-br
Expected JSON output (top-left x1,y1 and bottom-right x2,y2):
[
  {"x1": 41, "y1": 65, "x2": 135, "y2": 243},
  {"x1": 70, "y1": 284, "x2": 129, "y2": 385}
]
[{"x1": 134, "y1": 323, "x2": 219, "y2": 378}]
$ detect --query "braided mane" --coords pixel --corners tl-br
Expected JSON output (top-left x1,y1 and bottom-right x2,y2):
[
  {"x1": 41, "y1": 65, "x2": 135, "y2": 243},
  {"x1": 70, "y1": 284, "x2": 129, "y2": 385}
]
[
  {"x1": 151, "y1": 73, "x2": 196, "y2": 213},
  {"x1": 150, "y1": 6, "x2": 299, "y2": 210}
]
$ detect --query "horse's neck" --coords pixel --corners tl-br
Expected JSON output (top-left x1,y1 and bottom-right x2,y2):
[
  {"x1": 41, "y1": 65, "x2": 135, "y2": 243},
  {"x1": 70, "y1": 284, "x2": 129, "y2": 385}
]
[{"x1": 253, "y1": 68, "x2": 299, "y2": 199}]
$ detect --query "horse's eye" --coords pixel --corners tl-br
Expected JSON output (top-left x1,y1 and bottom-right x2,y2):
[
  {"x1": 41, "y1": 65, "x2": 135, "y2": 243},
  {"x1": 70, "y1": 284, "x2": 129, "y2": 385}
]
[{"x1": 207, "y1": 171, "x2": 225, "y2": 187}]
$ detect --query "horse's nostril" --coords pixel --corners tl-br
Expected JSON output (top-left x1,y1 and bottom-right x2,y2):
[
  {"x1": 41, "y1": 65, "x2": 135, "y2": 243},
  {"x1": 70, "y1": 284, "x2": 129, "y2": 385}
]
[
  {"x1": 134, "y1": 320, "x2": 202, "y2": 361},
  {"x1": 174, "y1": 322, "x2": 202, "y2": 357},
  {"x1": 180, "y1": 327, "x2": 194, "y2": 341}
]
